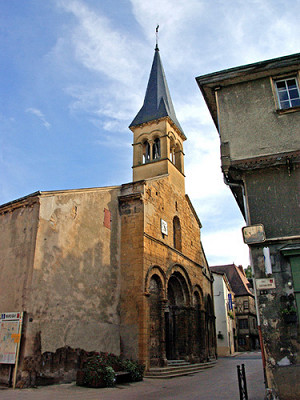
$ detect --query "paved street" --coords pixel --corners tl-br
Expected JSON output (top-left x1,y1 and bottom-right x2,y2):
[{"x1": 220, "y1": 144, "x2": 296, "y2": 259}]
[{"x1": 0, "y1": 352, "x2": 265, "y2": 400}]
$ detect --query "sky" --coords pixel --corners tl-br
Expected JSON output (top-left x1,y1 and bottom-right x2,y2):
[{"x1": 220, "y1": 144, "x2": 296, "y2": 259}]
[{"x1": 1, "y1": 0, "x2": 300, "y2": 267}]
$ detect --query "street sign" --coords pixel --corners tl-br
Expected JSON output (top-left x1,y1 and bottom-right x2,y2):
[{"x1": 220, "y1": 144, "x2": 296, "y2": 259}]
[
  {"x1": 242, "y1": 224, "x2": 266, "y2": 244},
  {"x1": 255, "y1": 278, "x2": 276, "y2": 290}
]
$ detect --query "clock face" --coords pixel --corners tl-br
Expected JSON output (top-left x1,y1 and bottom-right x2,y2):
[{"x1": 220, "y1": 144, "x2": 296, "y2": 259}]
[{"x1": 161, "y1": 219, "x2": 168, "y2": 235}]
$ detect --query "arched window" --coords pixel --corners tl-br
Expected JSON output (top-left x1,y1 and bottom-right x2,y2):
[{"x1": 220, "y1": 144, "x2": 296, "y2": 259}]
[
  {"x1": 169, "y1": 138, "x2": 175, "y2": 163},
  {"x1": 170, "y1": 147, "x2": 175, "y2": 163},
  {"x1": 174, "y1": 143, "x2": 183, "y2": 173},
  {"x1": 143, "y1": 140, "x2": 150, "y2": 163},
  {"x1": 153, "y1": 138, "x2": 161, "y2": 160},
  {"x1": 173, "y1": 216, "x2": 182, "y2": 251}
]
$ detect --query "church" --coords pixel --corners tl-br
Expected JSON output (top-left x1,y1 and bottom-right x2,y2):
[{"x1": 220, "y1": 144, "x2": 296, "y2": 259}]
[{"x1": 0, "y1": 45, "x2": 216, "y2": 386}]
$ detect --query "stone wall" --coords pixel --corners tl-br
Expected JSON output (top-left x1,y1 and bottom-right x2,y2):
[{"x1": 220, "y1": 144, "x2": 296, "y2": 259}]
[
  {"x1": 119, "y1": 176, "x2": 216, "y2": 370},
  {"x1": 251, "y1": 244, "x2": 300, "y2": 399}
]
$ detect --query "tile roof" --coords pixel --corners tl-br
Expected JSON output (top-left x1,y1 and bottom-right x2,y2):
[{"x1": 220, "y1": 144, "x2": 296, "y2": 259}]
[{"x1": 210, "y1": 263, "x2": 253, "y2": 297}]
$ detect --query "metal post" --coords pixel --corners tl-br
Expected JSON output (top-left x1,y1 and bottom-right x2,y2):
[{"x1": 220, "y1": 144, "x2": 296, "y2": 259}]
[
  {"x1": 13, "y1": 312, "x2": 24, "y2": 389},
  {"x1": 237, "y1": 364, "x2": 248, "y2": 400},
  {"x1": 242, "y1": 364, "x2": 248, "y2": 400},
  {"x1": 237, "y1": 365, "x2": 243, "y2": 400}
]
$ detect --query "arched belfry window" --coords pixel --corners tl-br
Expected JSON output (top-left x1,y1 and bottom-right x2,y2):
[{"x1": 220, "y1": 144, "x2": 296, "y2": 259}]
[
  {"x1": 175, "y1": 143, "x2": 183, "y2": 173},
  {"x1": 143, "y1": 140, "x2": 150, "y2": 164},
  {"x1": 170, "y1": 143, "x2": 175, "y2": 164},
  {"x1": 153, "y1": 138, "x2": 161, "y2": 160},
  {"x1": 173, "y1": 216, "x2": 182, "y2": 251}
]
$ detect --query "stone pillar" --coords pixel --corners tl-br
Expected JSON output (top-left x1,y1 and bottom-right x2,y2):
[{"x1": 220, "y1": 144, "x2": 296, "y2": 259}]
[{"x1": 160, "y1": 299, "x2": 168, "y2": 366}]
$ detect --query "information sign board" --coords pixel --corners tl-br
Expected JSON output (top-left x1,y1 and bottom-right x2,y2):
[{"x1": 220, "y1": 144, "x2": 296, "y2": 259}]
[{"x1": 0, "y1": 312, "x2": 22, "y2": 364}]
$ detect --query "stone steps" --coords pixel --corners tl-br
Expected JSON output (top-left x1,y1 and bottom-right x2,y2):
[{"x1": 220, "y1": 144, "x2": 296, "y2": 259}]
[
  {"x1": 167, "y1": 359, "x2": 190, "y2": 367},
  {"x1": 145, "y1": 360, "x2": 217, "y2": 379}
]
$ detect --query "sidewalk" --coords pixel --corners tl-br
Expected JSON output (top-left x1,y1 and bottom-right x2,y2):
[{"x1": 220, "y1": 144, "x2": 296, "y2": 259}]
[{"x1": 0, "y1": 352, "x2": 265, "y2": 400}]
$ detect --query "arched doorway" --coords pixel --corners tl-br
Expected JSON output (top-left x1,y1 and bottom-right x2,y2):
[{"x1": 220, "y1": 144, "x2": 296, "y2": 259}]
[{"x1": 165, "y1": 272, "x2": 190, "y2": 360}]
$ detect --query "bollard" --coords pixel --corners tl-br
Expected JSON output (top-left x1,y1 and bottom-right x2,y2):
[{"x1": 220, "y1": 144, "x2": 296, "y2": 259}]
[{"x1": 237, "y1": 363, "x2": 248, "y2": 400}]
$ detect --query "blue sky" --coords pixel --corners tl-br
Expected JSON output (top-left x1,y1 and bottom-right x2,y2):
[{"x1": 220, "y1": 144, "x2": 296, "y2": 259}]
[{"x1": 1, "y1": 0, "x2": 299, "y2": 266}]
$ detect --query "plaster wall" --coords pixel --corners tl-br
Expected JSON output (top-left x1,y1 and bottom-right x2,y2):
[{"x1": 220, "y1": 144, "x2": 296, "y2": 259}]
[
  {"x1": 27, "y1": 188, "x2": 122, "y2": 357},
  {"x1": 213, "y1": 274, "x2": 235, "y2": 356},
  {"x1": 218, "y1": 77, "x2": 300, "y2": 161},
  {"x1": 245, "y1": 165, "x2": 300, "y2": 238},
  {"x1": 0, "y1": 201, "x2": 39, "y2": 313},
  {"x1": 0, "y1": 200, "x2": 39, "y2": 384}
]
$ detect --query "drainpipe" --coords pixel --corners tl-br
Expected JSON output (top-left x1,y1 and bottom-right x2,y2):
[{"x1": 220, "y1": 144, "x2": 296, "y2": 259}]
[{"x1": 223, "y1": 174, "x2": 267, "y2": 387}]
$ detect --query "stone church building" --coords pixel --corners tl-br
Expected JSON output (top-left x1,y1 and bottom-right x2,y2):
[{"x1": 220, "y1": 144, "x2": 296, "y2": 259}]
[{"x1": 0, "y1": 46, "x2": 216, "y2": 385}]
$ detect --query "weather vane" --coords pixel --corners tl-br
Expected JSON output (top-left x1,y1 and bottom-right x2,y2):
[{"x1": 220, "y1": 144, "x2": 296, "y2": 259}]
[{"x1": 156, "y1": 24, "x2": 159, "y2": 50}]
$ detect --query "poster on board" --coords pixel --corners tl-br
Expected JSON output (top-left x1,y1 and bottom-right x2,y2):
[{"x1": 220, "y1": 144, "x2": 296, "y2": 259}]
[{"x1": 0, "y1": 312, "x2": 22, "y2": 364}]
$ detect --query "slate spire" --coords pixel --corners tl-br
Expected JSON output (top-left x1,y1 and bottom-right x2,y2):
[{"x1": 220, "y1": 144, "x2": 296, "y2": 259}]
[{"x1": 130, "y1": 46, "x2": 184, "y2": 136}]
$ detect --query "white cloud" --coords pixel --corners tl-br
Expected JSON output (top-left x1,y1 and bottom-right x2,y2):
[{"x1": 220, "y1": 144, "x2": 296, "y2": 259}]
[
  {"x1": 50, "y1": 0, "x2": 300, "y2": 269},
  {"x1": 202, "y1": 228, "x2": 250, "y2": 267},
  {"x1": 26, "y1": 108, "x2": 51, "y2": 129},
  {"x1": 53, "y1": 0, "x2": 150, "y2": 127}
]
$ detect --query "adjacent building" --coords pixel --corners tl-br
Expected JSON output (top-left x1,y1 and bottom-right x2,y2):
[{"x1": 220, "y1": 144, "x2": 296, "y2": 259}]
[
  {"x1": 211, "y1": 264, "x2": 258, "y2": 352},
  {"x1": 0, "y1": 46, "x2": 216, "y2": 387},
  {"x1": 197, "y1": 53, "x2": 300, "y2": 400},
  {"x1": 211, "y1": 270, "x2": 236, "y2": 356}
]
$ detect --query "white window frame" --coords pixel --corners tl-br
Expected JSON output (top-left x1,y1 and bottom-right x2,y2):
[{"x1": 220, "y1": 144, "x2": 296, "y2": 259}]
[{"x1": 274, "y1": 76, "x2": 300, "y2": 110}]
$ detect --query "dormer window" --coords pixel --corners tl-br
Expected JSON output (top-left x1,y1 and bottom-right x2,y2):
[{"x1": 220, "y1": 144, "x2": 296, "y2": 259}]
[
  {"x1": 153, "y1": 138, "x2": 161, "y2": 160},
  {"x1": 275, "y1": 77, "x2": 300, "y2": 109}
]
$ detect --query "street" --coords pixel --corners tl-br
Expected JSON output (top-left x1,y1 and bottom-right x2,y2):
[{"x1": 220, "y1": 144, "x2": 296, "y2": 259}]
[{"x1": 0, "y1": 352, "x2": 265, "y2": 400}]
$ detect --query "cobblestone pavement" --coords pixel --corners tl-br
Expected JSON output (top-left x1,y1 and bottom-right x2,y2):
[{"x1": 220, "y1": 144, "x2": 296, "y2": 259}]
[{"x1": 0, "y1": 352, "x2": 265, "y2": 400}]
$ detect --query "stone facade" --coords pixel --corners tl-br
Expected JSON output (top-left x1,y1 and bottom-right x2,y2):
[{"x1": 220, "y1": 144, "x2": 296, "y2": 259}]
[
  {"x1": 0, "y1": 174, "x2": 216, "y2": 385},
  {"x1": 0, "y1": 47, "x2": 216, "y2": 387},
  {"x1": 119, "y1": 176, "x2": 216, "y2": 369}
]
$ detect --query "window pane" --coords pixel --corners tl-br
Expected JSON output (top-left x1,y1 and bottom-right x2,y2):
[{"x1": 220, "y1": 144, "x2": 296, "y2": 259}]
[
  {"x1": 287, "y1": 79, "x2": 297, "y2": 89},
  {"x1": 289, "y1": 89, "x2": 300, "y2": 99},
  {"x1": 280, "y1": 100, "x2": 290, "y2": 109},
  {"x1": 279, "y1": 91, "x2": 289, "y2": 101},
  {"x1": 276, "y1": 81, "x2": 286, "y2": 89},
  {"x1": 291, "y1": 98, "x2": 300, "y2": 107}
]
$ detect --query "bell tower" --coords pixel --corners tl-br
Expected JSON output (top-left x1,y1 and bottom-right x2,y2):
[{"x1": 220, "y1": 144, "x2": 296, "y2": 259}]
[{"x1": 129, "y1": 45, "x2": 186, "y2": 192}]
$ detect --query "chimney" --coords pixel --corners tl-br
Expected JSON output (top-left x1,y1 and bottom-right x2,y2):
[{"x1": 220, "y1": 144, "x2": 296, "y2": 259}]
[{"x1": 238, "y1": 265, "x2": 245, "y2": 276}]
